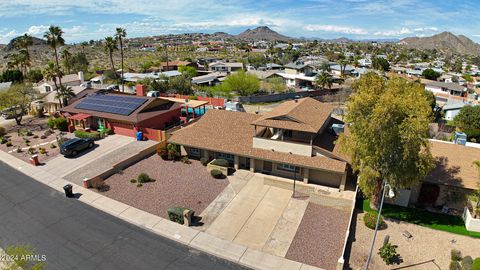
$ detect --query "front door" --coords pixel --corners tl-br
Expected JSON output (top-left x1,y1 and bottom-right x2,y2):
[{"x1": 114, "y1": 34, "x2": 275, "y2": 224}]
[{"x1": 263, "y1": 161, "x2": 272, "y2": 173}]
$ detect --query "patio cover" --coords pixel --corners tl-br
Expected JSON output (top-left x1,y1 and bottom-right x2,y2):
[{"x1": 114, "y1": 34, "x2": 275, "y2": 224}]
[{"x1": 69, "y1": 113, "x2": 91, "y2": 121}]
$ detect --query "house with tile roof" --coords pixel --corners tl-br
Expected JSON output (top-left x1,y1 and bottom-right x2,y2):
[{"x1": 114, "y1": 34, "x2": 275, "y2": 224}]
[{"x1": 169, "y1": 97, "x2": 350, "y2": 190}]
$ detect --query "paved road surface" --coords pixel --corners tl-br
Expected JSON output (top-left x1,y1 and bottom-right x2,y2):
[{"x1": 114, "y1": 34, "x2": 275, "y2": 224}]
[{"x1": 0, "y1": 162, "x2": 247, "y2": 270}]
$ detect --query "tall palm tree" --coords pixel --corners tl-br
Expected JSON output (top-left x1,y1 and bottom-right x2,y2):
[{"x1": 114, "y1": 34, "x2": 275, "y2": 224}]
[
  {"x1": 43, "y1": 61, "x2": 59, "y2": 90},
  {"x1": 104, "y1": 36, "x2": 118, "y2": 78},
  {"x1": 55, "y1": 85, "x2": 76, "y2": 107},
  {"x1": 115, "y1": 28, "x2": 126, "y2": 92},
  {"x1": 17, "y1": 49, "x2": 31, "y2": 75},
  {"x1": 14, "y1": 34, "x2": 33, "y2": 73},
  {"x1": 315, "y1": 71, "x2": 333, "y2": 90},
  {"x1": 44, "y1": 25, "x2": 65, "y2": 87},
  {"x1": 61, "y1": 49, "x2": 72, "y2": 74}
]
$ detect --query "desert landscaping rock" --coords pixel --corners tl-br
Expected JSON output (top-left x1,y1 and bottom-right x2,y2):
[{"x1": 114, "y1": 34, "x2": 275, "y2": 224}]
[
  {"x1": 286, "y1": 203, "x2": 350, "y2": 270},
  {"x1": 100, "y1": 155, "x2": 229, "y2": 220}
]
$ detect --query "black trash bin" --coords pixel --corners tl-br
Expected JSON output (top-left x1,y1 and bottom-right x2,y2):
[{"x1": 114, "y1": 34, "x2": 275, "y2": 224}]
[{"x1": 63, "y1": 184, "x2": 73, "y2": 198}]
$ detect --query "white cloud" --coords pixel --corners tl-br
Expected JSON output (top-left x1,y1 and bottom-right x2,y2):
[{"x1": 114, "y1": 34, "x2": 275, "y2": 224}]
[
  {"x1": 374, "y1": 26, "x2": 439, "y2": 37},
  {"x1": 0, "y1": 29, "x2": 18, "y2": 43},
  {"x1": 304, "y1": 24, "x2": 368, "y2": 35},
  {"x1": 26, "y1": 25, "x2": 49, "y2": 36}
]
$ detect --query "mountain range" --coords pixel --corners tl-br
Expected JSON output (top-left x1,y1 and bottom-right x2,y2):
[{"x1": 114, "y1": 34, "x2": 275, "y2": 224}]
[{"x1": 400, "y1": 31, "x2": 480, "y2": 56}]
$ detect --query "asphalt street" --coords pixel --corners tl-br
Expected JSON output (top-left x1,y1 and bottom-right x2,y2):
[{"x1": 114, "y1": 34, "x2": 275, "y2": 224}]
[{"x1": 0, "y1": 161, "x2": 248, "y2": 270}]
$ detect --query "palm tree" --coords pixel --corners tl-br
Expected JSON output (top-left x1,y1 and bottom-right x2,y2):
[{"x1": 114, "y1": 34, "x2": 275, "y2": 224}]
[
  {"x1": 104, "y1": 36, "x2": 118, "y2": 78},
  {"x1": 43, "y1": 61, "x2": 59, "y2": 90},
  {"x1": 14, "y1": 34, "x2": 33, "y2": 73},
  {"x1": 44, "y1": 25, "x2": 65, "y2": 87},
  {"x1": 316, "y1": 71, "x2": 333, "y2": 90},
  {"x1": 61, "y1": 49, "x2": 72, "y2": 74},
  {"x1": 55, "y1": 85, "x2": 76, "y2": 107},
  {"x1": 17, "y1": 49, "x2": 31, "y2": 75},
  {"x1": 115, "y1": 28, "x2": 127, "y2": 92}
]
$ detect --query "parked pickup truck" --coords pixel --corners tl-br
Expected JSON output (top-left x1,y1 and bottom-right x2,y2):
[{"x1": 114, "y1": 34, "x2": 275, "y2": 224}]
[{"x1": 60, "y1": 138, "x2": 95, "y2": 157}]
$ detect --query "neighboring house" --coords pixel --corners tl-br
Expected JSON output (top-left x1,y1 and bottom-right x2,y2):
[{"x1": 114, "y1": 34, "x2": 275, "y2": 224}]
[
  {"x1": 391, "y1": 140, "x2": 480, "y2": 211},
  {"x1": 159, "y1": 61, "x2": 194, "y2": 71},
  {"x1": 247, "y1": 70, "x2": 280, "y2": 81},
  {"x1": 358, "y1": 58, "x2": 372, "y2": 67},
  {"x1": 60, "y1": 86, "x2": 182, "y2": 140},
  {"x1": 169, "y1": 97, "x2": 351, "y2": 191},
  {"x1": 41, "y1": 85, "x2": 94, "y2": 114},
  {"x1": 191, "y1": 72, "x2": 227, "y2": 86},
  {"x1": 35, "y1": 72, "x2": 85, "y2": 93},
  {"x1": 442, "y1": 101, "x2": 469, "y2": 121},
  {"x1": 208, "y1": 62, "x2": 244, "y2": 73},
  {"x1": 123, "y1": 71, "x2": 182, "y2": 82},
  {"x1": 330, "y1": 64, "x2": 355, "y2": 76},
  {"x1": 422, "y1": 79, "x2": 468, "y2": 98},
  {"x1": 278, "y1": 63, "x2": 316, "y2": 88}
]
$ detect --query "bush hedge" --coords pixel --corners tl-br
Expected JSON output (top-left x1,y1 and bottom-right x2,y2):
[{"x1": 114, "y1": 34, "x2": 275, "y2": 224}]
[
  {"x1": 450, "y1": 261, "x2": 462, "y2": 270},
  {"x1": 74, "y1": 130, "x2": 103, "y2": 140},
  {"x1": 210, "y1": 169, "x2": 224, "y2": 179},
  {"x1": 137, "y1": 173, "x2": 154, "y2": 183},
  {"x1": 211, "y1": 158, "x2": 228, "y2": 167},
  {"x1": 48, "y1": 117, "x2": 68, "y2": 131},
  {"x1": 0, "y1": 126, "x2": 5, "y2": 136},
  {"x1": 167, "y1": 207, "x2": 194, "y2": 225},
  {"x1": 462, "y1": 256, "x2": 473, "y2": 270},
  {"x1": 200, "y1": 157, "x2": 210, "y2": 166},
  {"x1": 363, "y1": 212, "x2": 383, "y2": 229},
  {"x1": 473, "y1": 258, "x2": 480, "y2": 270},
  {"x1": 451, "y1": 249, "x2": 462, "y2": 261}
]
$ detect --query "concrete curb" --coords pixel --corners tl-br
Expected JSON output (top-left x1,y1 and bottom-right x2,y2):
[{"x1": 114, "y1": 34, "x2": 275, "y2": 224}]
[{"x1": 0, "y1": 151, "x2": 325, "y2": 270}]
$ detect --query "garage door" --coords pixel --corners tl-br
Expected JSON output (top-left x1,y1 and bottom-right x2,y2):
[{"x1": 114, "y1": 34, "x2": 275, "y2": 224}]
[
  {"x1": 309, "y1": 169, "x2": 342, "y2": 188},
  {"x1": 110, "y1": 122, "x2": 136, "y2": 138}
]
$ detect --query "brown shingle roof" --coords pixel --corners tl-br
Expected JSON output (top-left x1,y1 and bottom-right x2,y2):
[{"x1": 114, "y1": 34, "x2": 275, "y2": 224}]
[
  {"x1": 424, "y1": 140, "x2": 480, "y2": 190},
  {"x1": 169, "y1": 109, "x2": 346, "y2": 173},
  {"x1": 251, "y1": 98, "x2": 333, "y2": 133},
  {"x1": 61, "y1": 94, "x2": 181, "y2": 124}
]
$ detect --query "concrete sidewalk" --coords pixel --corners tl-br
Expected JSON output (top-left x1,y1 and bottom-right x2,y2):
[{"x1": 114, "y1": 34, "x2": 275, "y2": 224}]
[{"x1": 0, "y1": 150, "x2": 324, "y2": 270}]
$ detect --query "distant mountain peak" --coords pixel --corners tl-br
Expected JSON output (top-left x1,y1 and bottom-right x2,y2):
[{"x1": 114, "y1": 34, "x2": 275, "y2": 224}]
[
  {"x1": 400, "y1": 31, "x2": 480, "y2": 56},
  {"x1": 235, "y1": 26, "x2": 293, "y2": 41}
]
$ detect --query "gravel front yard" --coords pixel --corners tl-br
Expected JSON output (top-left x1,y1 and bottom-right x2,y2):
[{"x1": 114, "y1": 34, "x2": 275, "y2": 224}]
[
  {"x1": 347, "y1": 211, "x2": 480, "y2": 270},
  {"x1": 286, "y1": 203, "x2": 350, "y2": 270},
  {"x1": 100, "y1": 155, "x2": 229, "y2": 220},
  {"x1": 0, "y1": 117, "x2": 62, "y2": 163}
]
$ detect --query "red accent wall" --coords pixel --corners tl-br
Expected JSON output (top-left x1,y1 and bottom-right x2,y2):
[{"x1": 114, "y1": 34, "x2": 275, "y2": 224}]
[
  {"x1": 108, "y1": 121, "x2": 136, "y2": 137},
  {"x1": 136, "y1": 107, "x2": 181, "y2": 141}
]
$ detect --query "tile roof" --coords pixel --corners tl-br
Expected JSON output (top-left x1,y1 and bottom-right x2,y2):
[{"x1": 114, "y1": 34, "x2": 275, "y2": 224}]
[
  {"x1": 168, "y1": 109, "x2": 346, "y2": 173},
  {"x1": 251, "y1": 98, "x2": 334, "y2": 133},
  {"x1": 424, "y1": 140, "x2": 480, "y2": 190},
  {"x1": 422, "y1": 79, "x2": 467, "y2": 92}
]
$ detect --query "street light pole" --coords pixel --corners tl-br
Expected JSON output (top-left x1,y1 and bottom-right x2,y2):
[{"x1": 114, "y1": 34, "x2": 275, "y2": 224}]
[{"x1": 364, "y1": 180, "x2": 389, "y2": 270}]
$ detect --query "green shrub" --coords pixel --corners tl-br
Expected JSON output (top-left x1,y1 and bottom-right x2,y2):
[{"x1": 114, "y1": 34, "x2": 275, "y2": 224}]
[
  {"x1": 211, "y1": 158, "x2": 228, "y2": 167},
  {"x1": 6, "y1": 141, "x2": 13, "y2": 147},
  {"x1": 16, "y1": 147, "x2": 22, "y2": 153},
  {"x1": 136, "y1": 183, "x2": 143, "y2": 187},
  {"x1": 1, "y1": 137, "x2": 7, "y2": 144},
  {"x1": 130, "y1": 179, "x2": 137, "y2": 183},
  {"x1": 50, "y1": 143, "x2": 56, "y2": 149},
  {"x1": 47, "y1": 118, "x2": 56, "y2": 129},
  {"x1": 33, "y1": 135, "x2": 39, "y2": 139},
  {"x1": 74, "y1": 130, "x2": 103, "y2": 140},
  {"x1": 200, "y1": 157, "x2": 210, "y2": 166},
  {"x1": 363, "y1": 212, "x2": 383, "y2": 229},
  {"x1": 211, "y1": 169, "x2": 224, "y2": 179},
  {"x1": 39, "y1": 148, "x2": 47, "y2": 155},
  {"x1": 137, "y1": 173, "x2": 154, "y2": 183},
  {"x1": 23, "y1": 129, "x2": 33, "y2": 136},
  {"x1": 0, "y1": 126, "x2": 5, "y2": 136},
  {"x1": 451, "y1": 261, "x2": 462, "y2": 270},
  {"x1": 452, "y1": 249, "x2": 463, "y2": 261},
  {"x1": 462, "y1": 256, "x2": 473, "y2": 270},
  {"x1": 378, "y1": 242, "x2": 398, "y2": 265},
  {"x1": 55, "y1": 117, "x2": 68, "y2": 131},
  {"x1": 27, "y1": 147, "x2": 36, "y2": 154},
  {"x1": 473, "y1": 258, "x2": 480, "y2": 270},
  {"x1": 181, "y1": 156, "x2": 191, "y2": 164},
  {"x1": 167, "y1": 206, "x2": 194, "y2": 225}
]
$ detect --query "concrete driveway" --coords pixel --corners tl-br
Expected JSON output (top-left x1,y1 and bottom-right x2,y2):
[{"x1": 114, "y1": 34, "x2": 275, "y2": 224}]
[
  {"x1": 40, "y1": 135, "x2": 134, "y2": 178},
  {"x1": 205, "y1": 172, "x2": 309, "y2": 257}
]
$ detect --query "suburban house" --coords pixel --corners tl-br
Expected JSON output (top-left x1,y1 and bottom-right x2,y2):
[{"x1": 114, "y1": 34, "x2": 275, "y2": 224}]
[
  {"x1": 276, "y1": 62, "x2": 316, "y2": 88},
  {"x1": 159, "y1": 60, "x2": 194, "y2": 71},
  {"x1": 422, "y1": 79, "x2": 468, "y2": 98},
  {"x1": 247, "y1": 70, "x2": 281, "y2": 80},
  {"x1": 40, "y1": 86, "x2": 98, "y2": 114},
  {"x1": 34, "y1": 72, "x2": 85, "y2": 93},
  {"x1": 60, "y1": 86, "x2": 182, "y2": 141},
  {"x1": 330, "y1": 64, "x2": 355, "y2": 76},
  {"x1": 208, "y1": 62, "x2": 244, "y2": 73},
  {"x1": 169, "y1": 97, "x2": 351, "y2": 191},
  {"x1": 191, "y1": 72, "x2": 227, "y2": 86},
  {"x1": 391, "y1": 140, "x2": 480, "y2": 212},
  {"x1": 442, "y1": 101, "x2": 470, "y2": 121}
]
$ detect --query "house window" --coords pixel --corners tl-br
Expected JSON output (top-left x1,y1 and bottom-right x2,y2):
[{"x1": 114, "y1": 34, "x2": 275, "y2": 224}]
[
  {"x1": 283, "y1": 130, "x2": 293, "y2": 138},
  {"x1": 190, "y1": 148, "x2": 200, "y2": 156},
  {"x1": 216, "y1": 152, "x2": 234, "y2": 161},
  {"x1": 277, "y1": 163, "x2": 300, "y2": 173},
  {"x1": 45, "y1": 86, "x2": 52, "y2": 92}
]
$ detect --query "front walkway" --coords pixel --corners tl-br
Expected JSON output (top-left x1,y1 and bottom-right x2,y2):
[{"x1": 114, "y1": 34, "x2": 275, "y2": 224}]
[{"x1": 205, "y1": 172, "x2": 309, "y2": 257}]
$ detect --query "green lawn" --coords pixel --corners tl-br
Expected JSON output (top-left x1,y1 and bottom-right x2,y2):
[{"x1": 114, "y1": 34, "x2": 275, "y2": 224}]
[{"x1": 361, "y1": 199, "x2": 480, "y2": 238}]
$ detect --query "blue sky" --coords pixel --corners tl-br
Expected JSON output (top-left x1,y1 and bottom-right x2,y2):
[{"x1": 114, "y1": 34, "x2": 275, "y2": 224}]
[{"x1": 1, "y1": 0, "x2": 480, "y2": 44}]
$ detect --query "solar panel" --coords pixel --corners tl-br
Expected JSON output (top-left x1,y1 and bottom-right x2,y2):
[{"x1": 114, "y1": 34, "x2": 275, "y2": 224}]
[{"x1": 74, "y1": 94, "x2": 148, "y2": 116}]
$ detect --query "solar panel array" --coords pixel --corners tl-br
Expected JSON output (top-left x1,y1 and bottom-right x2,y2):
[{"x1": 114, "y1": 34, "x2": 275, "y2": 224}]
[{"x1": 75, "y1": 95, "x2": 148, "y2": 116}]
